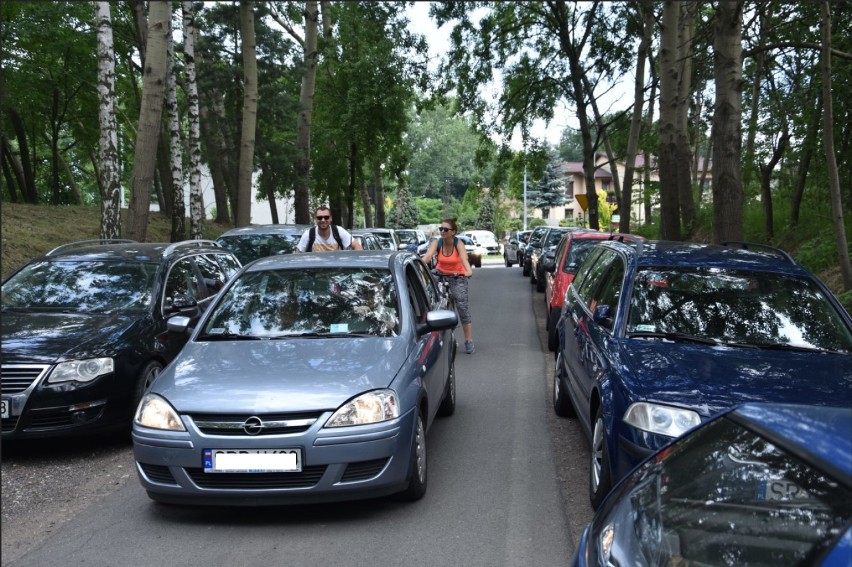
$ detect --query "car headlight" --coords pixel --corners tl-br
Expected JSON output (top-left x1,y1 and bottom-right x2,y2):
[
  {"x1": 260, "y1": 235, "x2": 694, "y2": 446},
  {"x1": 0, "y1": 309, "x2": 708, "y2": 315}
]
[
  {"x1": 134, "y1": 393, "x2": 186, "y2": 431},
  {"x1": 325, "y1": 389, "x2": 399, "y2": 427},
  {"x1": 623, "y1": 402, "x2": 701, "y2": 437},
  {"x1": 47, "y1": 357, "x2": 114, "y2": 384}
]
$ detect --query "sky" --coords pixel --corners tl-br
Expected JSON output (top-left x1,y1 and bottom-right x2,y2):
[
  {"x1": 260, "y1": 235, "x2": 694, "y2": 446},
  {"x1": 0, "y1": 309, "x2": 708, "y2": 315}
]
[{"x1": 405, "y1": 2, "x2": 636, "y2": 151}]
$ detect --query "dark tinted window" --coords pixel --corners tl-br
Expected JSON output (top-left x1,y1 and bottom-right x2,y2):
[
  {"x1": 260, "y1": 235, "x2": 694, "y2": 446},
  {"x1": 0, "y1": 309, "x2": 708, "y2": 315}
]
[
  {"x1": 217, "y1": 234, "x2": 299, "y2": 263},
  {"x1": 562, "y1": 239, "x2": 604, "y2": 273},
  {"x1": 626, "y1": 268, "x2": 852, "y2": 352},
  {"x1": 588, "y1": 416, "x2": 852, "y2": 567},
  {"x1": 2, "y1": 260, "x2": 156, "y2": 312},
  {"x1": 574, "y1": 248, "x2": 617, "y2": 304}
]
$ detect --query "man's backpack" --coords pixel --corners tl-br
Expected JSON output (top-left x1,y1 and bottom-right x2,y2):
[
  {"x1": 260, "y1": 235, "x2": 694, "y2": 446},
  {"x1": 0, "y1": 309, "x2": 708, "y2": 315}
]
[{"x1": 306, "y1": 225, "x2": 346, "y2": 251}]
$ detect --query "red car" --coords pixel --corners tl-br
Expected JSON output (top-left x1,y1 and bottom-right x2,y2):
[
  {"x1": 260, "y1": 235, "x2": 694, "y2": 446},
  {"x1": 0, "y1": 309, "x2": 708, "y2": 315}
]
[{"x1": 543, "y1": 231, "x2": 644, "y2": 351}]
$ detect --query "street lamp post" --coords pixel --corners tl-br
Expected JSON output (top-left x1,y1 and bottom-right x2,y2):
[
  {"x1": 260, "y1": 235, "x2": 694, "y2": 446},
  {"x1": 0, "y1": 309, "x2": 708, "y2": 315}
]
[{"x1": 523, "y1": 166, "x2": 527, "y2": 231}]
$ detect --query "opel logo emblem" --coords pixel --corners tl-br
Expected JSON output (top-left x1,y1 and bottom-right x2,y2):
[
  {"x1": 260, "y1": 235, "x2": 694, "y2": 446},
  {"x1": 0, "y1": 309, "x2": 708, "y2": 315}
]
[{"x1": 242, "y1": 416, "x2": 264, "y2": 435}]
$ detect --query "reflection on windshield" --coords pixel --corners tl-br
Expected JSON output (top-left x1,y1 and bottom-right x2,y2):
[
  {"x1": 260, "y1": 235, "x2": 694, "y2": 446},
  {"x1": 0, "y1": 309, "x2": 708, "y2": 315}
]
[
  {"x1": 202, "y1": 267, "x2": 399, "y2": 338},
  {"x1": 1, "y1": 260, "x2": 156, "y2": 312},
  {"x1": 217, "y1": 234, "x2": 299, "y2": 263},
  {"x1": 626, "y1": 267, "x2": 852, "y2": 352},
  {"x1": 592, "y1": 417, "x2": 852, "y2": 567}
]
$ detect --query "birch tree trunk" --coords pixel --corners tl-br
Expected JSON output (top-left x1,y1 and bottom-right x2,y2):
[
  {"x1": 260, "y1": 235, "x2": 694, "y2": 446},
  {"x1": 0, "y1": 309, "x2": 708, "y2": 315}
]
[
  {"x1": 95, "y1": 1, "x2": 121, "y2": 239},
  {"x1": 126, "y1": 0, "x2": 170, "y2": 242},
  {"x1": 711, "y1": 1, "x2": 745, "y2": 244},
  {"x1": 294, "y1": 1, "x2": 319, "y2": 225},
  {"x1": 183, "y1": 1, "x2": 204, "y2": 239},
  {"x1": 236, "y1": 0, "x2": 258, "y2": 227},
  {"x1": 821, "y1": 1, "x2": 852, "y2": 290},
  {"x1": 165, "y1": 29, "x2": 185, "y2": 242}
]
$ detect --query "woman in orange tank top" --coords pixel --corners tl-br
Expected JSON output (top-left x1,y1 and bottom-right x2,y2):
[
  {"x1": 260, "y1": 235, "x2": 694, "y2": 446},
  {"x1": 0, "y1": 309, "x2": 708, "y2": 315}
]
[{"x1": 421, "y1": 218, "x2": 475, "y2": 354}]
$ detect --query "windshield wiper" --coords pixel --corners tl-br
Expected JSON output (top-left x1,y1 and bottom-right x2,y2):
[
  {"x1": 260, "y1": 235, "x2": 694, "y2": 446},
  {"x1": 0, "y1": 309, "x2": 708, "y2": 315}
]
[
  {"x1": 627, "y1": 331, "x2": 721, "y2": 346},
  {"x1": 747, "y1": 342, "x2": 840, "y2": 354},
  {"x1": 273, "y1": 331, "x2": 375, "y2": 339},
  {"x1": 199, "y1": 332, "x2": 263, "y2": 341}
]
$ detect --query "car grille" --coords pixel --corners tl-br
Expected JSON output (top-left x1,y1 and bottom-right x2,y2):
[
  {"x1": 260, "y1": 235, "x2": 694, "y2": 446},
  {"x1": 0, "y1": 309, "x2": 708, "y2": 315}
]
[
  {"x1": 340, "y1": 459, "x2": 389, "y2": 482},
  {"x1": 185, "y1": 465, "x2": 327, "y2": 489},
  {"x1": 1, "y1": 364, "x2": 50, "y2": 394},
  {"x1": 2, "y1": 415, "x2": 20, "y2": 433},
  {"x1": 139, "y1": 463, "x2": 179, "y2": 485},
  {"x1": 27, "y1": 403, "x2": 106, "y2": 430},
  {"x1": 190, "y1": 412, "x2": 324, "y2": 436}
]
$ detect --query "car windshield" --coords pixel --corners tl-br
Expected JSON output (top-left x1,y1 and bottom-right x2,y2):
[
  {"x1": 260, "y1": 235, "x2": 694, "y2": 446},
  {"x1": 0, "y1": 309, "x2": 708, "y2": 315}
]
[
  {"x1": 1, "y1": 260, "x2": 157, "y2": 312},
  {"x1": 627, "y1": 267, "x2": 852, "y2": 352},
  {"x1": 200, "y1": 267, "x2": 399, "y2": 338},
  {"x1": 562, "y1": 239, "x2": 602, "y2": 273},
  {"x1": 588, "y1": 416, "x2": 852, "y2": 567},
  {"x1": 217, "y1": 234, "x2": 299, "y2": 263},
  {"x1": 371, "y1": 234, "x2": 395, "y2": 250}
]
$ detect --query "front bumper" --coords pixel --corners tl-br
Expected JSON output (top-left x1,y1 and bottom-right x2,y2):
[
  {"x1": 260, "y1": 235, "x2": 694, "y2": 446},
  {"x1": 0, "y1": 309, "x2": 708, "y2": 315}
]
[{"x1": 132, "y1": 408, "x2": 417, "y2": 505}]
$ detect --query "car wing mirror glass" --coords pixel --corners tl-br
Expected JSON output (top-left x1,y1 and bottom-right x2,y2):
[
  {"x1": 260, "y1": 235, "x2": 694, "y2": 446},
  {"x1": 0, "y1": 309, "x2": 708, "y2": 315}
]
[
  {"x1": 593, "y1": 305, "x2": 613, "y2": 329},
  {"x1": 165, "y1": 293, "x2": 198, "y2": 313}
]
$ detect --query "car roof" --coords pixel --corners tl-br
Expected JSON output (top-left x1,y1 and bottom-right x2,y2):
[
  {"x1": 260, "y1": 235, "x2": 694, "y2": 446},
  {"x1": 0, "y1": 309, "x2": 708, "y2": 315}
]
[
  {"x1": 37, "y1": 239, "x2": 230, "y2": 264},
  {"x1": 218, "y1": 224, "x2": 310, "y2": 237},
  {"x1": 243, "y1": 249, "x2": 409, "y2": 272},
  {"x1": 603, "y1": 239, "x2": 812, "y2": 275},
  {"x1": 731, "y1": 403, "x2": 852, "y2": 487}
]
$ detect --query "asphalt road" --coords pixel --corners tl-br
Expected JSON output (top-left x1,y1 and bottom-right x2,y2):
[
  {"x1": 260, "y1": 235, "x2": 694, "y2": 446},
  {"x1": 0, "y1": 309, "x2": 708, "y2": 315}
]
[{"x1": 1, "y1": 259, "x2": 594, "y2": 567}]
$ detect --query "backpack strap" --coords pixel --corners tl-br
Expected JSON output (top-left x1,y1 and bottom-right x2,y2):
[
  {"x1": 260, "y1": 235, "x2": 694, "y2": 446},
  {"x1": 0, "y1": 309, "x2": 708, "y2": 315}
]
[
  {"x1": 307, "y1": 226, "x2": 316, "y2": 252},
  {"x1": 331, "y1": 225, "x2": 345, "y2": 249}
]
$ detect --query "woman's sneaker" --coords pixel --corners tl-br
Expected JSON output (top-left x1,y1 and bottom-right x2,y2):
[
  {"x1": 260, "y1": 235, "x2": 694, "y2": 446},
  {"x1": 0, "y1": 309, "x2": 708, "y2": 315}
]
[{"x1": 465, "y1": 340, "x2": 475, "y2": 354}]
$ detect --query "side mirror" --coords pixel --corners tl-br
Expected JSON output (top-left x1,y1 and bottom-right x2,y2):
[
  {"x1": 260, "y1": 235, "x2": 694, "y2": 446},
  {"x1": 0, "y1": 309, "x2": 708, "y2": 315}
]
[
  {"x1": 593, "y1": 305, "x2": 613, "y2": 329},
  {"x1": 166, "y1": 315, "x2": 192, "y2": 333},
  {"x1": 416, "y1": 309, "x2": 459, "y2": 336},
  {"x1": 165, "y1": 293, "x2": 198, "y2": 314},
  {"x1": 566, "y1": 262, "x2": 579, "y2": 274}
]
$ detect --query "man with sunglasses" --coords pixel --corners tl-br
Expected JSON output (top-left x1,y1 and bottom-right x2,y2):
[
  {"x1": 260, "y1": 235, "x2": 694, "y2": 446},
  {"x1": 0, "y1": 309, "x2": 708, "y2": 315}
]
[{"x1": 296, "y1": 206, "x2": 363, "y2": 252}]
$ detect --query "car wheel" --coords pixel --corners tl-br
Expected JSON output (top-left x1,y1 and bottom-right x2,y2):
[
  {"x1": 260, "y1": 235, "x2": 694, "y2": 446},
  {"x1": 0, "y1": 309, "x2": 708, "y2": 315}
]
[
  {"x1": 547, "y1": 308, "x2": 560, "y2": 352},
  {"x1": 522, "y1": 260, "x2": 531, "y2": 277},
  {"x1": 536, "y1": 272, "x2": 546, "y2": 293},
  {"x1": 504, "y1": 254, "x2": 512, "y2": 267},
  {"x1": 132, "y1": 360, "x2": 163, "y2": 411},
  {"x1": 552, "y1": 353, "x2": 575, "y2": 417},
  {"x1": 589, "y1": 406, "x2": 613, "y2": 510},
  {"x1": 437, "y1": 356, "x2": 456, "y2": 417},
  {"x1": 397, "y1": 409, "x2": 428, "y2": 501}
]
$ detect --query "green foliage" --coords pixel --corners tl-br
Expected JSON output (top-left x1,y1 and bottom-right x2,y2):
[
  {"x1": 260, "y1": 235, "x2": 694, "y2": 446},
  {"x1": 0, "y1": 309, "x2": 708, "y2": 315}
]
[
  {"x1": 391, "y1": 183, "x2": 420, "y2": 228},
  {"x1": 416, "y1": 197, "x2": 443, "y2": 225},
  {"x1": 526, "y1": 148, "x2": 566, "y2": 213},
  {"x1": 475, "y1": 193, "x2": 498, "y2": 233}
]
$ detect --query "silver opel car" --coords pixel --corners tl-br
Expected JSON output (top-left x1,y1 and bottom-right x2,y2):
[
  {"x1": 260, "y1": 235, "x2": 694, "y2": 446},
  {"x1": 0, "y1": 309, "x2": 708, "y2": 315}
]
[{"x1": 132, "y1": 250, "x2": 458, "y2": 505}]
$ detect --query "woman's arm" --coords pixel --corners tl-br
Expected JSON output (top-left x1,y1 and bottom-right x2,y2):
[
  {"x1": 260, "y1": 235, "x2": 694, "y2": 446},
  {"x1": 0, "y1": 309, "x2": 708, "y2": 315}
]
[
  {"x1": 456, "y1": 241, "x2": 473, "y2": 277},
  {"x1": 421, "y1": 238, "x2": 439, "y2": 264}
]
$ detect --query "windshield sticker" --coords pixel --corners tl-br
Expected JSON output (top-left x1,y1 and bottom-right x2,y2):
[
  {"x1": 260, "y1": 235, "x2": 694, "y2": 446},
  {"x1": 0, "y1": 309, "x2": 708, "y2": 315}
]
[{"x1": 330, "y1": 323, "x2": 349, "y2": 333}]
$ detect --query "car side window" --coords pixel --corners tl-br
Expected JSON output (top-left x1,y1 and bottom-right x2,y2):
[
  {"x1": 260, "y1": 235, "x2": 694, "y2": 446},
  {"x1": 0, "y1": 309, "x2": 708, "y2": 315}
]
[
  {"x1": 214, "y1": 253, "x2": 241, "y2": 278},
  {"x1": 194, "y1": 254, "x2": 229, "y2": 299},
  {"x1": 588, "y1": 259, "x2": 626, "y2": 316},
  {"x1": 553, "y1": 236, "x2": 569, "y2": 265},
  {"x1": 405, "y1": 266, "x2": 429, "y2": 323},
  {"x1": 164, "y1": 258, "x2": 201, "y2": 309},
  {"x1": 573, "y1": 247, "x2": 611, "y2": 302},
  {"x1": 412, "y1": 260, "x2": 440, "y2": 309}
]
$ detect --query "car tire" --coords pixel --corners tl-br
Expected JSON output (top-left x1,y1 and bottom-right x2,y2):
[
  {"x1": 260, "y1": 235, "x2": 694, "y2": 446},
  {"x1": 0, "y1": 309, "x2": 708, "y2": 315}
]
[
  {"x1": 437, "y1": 356, "x2": 456, "y2": 417},
  {"x1": 132, "y1": 360, "x2": 163, "y2": 413},
  {"x1": 522, "y1": 259, "x2": 531, "y2": 277},
  {"x1": 397, "y1": 408, "x2": 428, "y2": 501},
  {"x1": 589, "y1": 406, "x2": 613, "y2": 510},
  {"x1": 552, "y1": 353, "x2": 575, "y2": 417},
  {"x1": 547, "y1": 308, "x2": 560, "y2": 352},
  {"x1": 536, "y1": 271, "x2": 546, "y2": 293},
  {"x1": 504, "y1": 254, "x2": 512, "y2": 267}
]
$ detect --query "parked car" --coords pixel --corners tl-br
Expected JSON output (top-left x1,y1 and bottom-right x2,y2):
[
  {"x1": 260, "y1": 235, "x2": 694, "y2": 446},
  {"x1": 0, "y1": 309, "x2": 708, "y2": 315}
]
[
  {"x1": 364, "y1": 228, "x2": 402, "y2": 251},
  {"x1": 521, "y1": 225, "x2": 550, "y2": 276},
  {"x1": 350, "y1": 230, "x2": 385, "y2": 250},
  {"x1": 133, "y1": 250, "x2": 459, "y2": 505},
  {"x1": 460, "y1": 230, "x2": 502, "y2": 256},
  {"x1": 457, "y1": 235, "x2": 483, "y2": 268},
  {"x1": 216, "y1": 224, "x2": 310, "y2": 264},
  {"x1": 543, "y1": 231, "x2": 643, "y2": 351},
  {"x1": 395, "y1": 229, "x2": 428, "y2": 253},
  {"x1": 554, "y1": 238, "x2": 852, "y2": 509},
  {"x1": 529, "y1": 227, "x2": 573, "y2": 290},
  {"x1": 1, "y1": 239, "x2": 242, "y2": 439},
  {"x1": 571, "y1": 402, "x2": 852, "y2": 567},
  {"x1": 503, "y1": 230, "x2": 532, "y2": 267}
]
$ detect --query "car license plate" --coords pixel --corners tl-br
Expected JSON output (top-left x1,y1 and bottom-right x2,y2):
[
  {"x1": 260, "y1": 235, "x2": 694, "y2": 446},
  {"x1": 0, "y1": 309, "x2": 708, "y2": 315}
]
[
  {"x1": 1, "y1": 398, "x2": 9, "y2": 419},
  {"x1": 203, "y1": 448, "x2": 302, "y2": 473},
  {"x1": 758, "y1": 479, "x2": 809, "y2": 501}
]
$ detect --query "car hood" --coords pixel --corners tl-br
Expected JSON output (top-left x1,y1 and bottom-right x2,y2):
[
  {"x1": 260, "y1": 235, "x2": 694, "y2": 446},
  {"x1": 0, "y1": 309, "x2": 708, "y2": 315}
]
[
  {"x1": 1, "y1": 310, "x2": 145, "y2": 363},
  {"x1": 151, "y1": 338, "x2": 409, "y2": 414},
  {"x1": 618, "y1": 341, "x2": 852, "y2": 416}
]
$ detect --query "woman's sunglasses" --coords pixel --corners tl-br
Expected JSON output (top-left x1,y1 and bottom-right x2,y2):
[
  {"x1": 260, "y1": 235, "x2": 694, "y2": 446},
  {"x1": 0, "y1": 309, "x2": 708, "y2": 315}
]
[{"x1": 439, "y1": 227, "x2": 452, "y2": 233}]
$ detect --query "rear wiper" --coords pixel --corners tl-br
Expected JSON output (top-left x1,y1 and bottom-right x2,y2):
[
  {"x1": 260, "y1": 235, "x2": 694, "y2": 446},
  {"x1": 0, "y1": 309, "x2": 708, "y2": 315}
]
[{"x1": 627, "y1": 331, "x2": 721, "y2": 346}]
